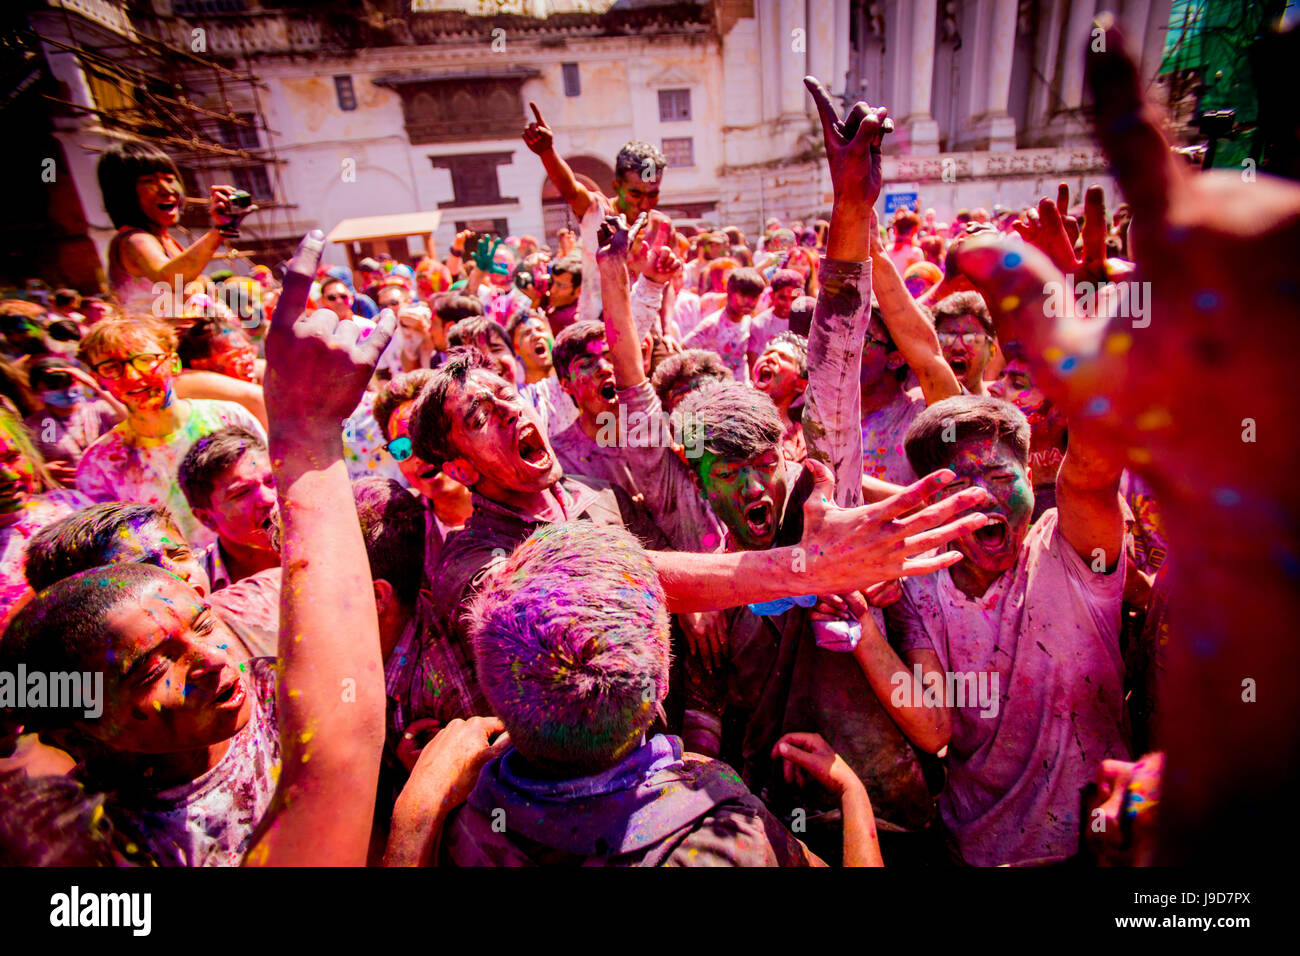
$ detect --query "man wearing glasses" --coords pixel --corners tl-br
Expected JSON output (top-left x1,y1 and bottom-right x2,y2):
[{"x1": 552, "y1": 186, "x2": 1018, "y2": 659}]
[
  {"x1": 73, "y1": 314, "x2": 267, "y2": 550},
  {"x1": 931, "y1": 291, "x2": 997, "y2": 397}
]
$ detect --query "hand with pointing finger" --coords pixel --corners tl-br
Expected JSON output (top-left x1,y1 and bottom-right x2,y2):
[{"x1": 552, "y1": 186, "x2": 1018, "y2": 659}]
[{"x1": 522, "y1": 101, "x2": 554, "y2": 156}]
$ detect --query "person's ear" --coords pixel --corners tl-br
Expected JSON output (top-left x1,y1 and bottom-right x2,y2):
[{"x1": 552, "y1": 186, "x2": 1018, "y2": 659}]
[
  {"x1": 672, "y1": 444, "x2": 704, "y2": 491},
  {"x1": 558, "y1": 375, "x2": 576, "y2": 399},
  {"x1": 443, "y1": 457, "x2": 478, "y2": 487},
  {"x1": 372, "y1": 578, "x2": 394, "y2": 615},
  {"x1": 886, "y1": 351, "x2": 905, "y2": 370},
  {"x1": 190, "y1": 506, "x2": 220, "y2": 534}
]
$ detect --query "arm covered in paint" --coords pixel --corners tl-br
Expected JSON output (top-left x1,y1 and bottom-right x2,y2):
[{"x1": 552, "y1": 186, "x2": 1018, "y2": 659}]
[
  {"x1": 803, "y1": 257, "x2": 871, "y2": 508},
  {"x1": 244, "y1": 231, "x2": 395, "y2": 867},
  {"x1": 652, "y1": 460, "x2": 993, "y2": 612},
  {"x1": 868, "y1": 210, "x2": 962, "y2": 405}
]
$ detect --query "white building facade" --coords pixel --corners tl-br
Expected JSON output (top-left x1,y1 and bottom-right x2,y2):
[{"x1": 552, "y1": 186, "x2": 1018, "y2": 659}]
[{"x1": 32, "y1": 0, "x2": 1173, "y2": 274}]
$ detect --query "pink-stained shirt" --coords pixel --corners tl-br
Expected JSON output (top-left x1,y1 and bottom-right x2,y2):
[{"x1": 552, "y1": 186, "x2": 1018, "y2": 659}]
[
  {"x1": 101, "y1": 656, "x2": 280, "y2": 867},
  {"x1": 0, "y1": 489, "x2": 92, "y2": 621},
  {"x1": 75, "y1": 399, "x2": 266, "y2": 551},
  {"x1": 887, "y1": 509, "x2": 1130, "y2": 865},
  {"x1": 682, "y1": 309, "x2": 753, "y2": 385}
]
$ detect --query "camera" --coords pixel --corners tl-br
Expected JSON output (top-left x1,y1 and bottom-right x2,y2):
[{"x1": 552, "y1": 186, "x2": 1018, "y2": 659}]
[{"x1": 229, "y1": 190, "x2": 253, "y2": 209}]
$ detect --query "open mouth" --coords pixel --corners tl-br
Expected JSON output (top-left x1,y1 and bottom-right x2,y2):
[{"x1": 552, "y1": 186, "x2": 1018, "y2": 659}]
[
  {"x1": 516, "y1": 422, "x2": 552, "y2": 470},
  {"x1": 600, "y1": 382, "x2": 617, "y2": 402},
  {"x1": 754, "y1": 364, "x2": 775, "y2": 388},
  {"x1": 971, "y1": 514, "x2": 1009, "y2": 551},
  {"x1": 742, "y1": 499, "x2": 774, "y2": 539},
  {"x1": 211, "y1": 677, "x2": 246, "y2": 711},
  {"x1": 948, "y1": 356, "x2": 968, "y2": 375},
  {"x1": 157, "y1": 200, "x2": 178, "y2": 214},
  {"x1": 419, "y1": 465, "x2": 440, "y2": 482},
  {"x1": 532, "y1": 341, "x2": 549, "y2": 357}
]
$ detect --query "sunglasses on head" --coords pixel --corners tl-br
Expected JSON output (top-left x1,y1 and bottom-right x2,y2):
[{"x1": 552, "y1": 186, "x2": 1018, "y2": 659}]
[{"x1": 386, "y1": 435, "x2": 413, "y2": 462}]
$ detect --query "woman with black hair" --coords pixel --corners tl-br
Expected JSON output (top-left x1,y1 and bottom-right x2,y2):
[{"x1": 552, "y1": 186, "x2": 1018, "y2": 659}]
[{"x1": 96, "y1": 140, "x2": 255, "y2": 318}]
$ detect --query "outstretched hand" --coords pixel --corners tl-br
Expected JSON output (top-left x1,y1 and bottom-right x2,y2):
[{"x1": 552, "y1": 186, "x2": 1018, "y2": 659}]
[
  {"x1": 264, "y1": 230, "x2": 396, "y2": 446},
  {"x1": 1012, "y1": 182, "x2": 1110, "y2": 285},
  {"x1": 798, "y1": 458, "x2": 993, "y2": 593}
]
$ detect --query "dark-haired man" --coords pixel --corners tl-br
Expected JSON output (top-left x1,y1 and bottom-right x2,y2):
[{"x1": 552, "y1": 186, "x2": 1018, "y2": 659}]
[
  {"x1": 23, "y1": 500, "x2": 279, "y2": 661},
  {"x1": 544, "y1": 256, "x2": 582, "y2": 334},
  {"x1": 932, "y1": 290, "x2": 996, "y2": 396},
  {"x1": 546, "y1": 320, "x2": 635, "y2": 489},
  {"x1": 752, "y1": 331, "x2": 809, "y2": 465},
  {"x1": 178, "y1": 425, "x2": 279, "y2": 587},
  {"x1": 682, "y1": 267, "x2": 766, "y2": 384},
  {"x1": 885, "y1": 394, "x2": 1128, "y2": 865},
  {"x1": 523, "y1": 101, "x2": 667, "y2": 324}
]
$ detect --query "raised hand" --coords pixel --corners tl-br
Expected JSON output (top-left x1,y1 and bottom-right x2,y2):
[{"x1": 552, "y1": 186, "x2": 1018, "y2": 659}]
[
  {"x1": 522, "y1": 101, "x2": 554, "y2": 156},
  {"x1": 1012, "y1": 182, "x2": 1110, "y2": 284},
  {"x1": 264, "y1": 230, "x2": 397, "y2": 446},
  {"x1": 804, "y1": 75, "x2": 890, "y2": 209}
]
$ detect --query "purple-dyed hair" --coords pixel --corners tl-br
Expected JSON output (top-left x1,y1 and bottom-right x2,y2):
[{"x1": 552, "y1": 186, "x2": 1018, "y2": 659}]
[{"x1": 467, "y1": 520, "x2": 670, "y2": 776}]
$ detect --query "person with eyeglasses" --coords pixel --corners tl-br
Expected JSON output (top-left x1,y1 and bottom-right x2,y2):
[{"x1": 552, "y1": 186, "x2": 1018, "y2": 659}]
[
  {"x1": 72, "y1": 314, "x2": 267, "y2": 551},
  {"x1": 931, "y1": 291, "x2": 997, "y2": 396}
]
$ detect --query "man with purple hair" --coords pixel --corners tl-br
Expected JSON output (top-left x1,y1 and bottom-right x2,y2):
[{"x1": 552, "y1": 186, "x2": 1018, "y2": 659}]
[{"x1": 398, "y1": 520, "x2": 885, "y2": 867}]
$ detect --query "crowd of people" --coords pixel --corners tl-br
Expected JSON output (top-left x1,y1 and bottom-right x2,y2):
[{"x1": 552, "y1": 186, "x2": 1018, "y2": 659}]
[{"x1": 0, "y1": 22, "x2": 1294, "y2": 868}]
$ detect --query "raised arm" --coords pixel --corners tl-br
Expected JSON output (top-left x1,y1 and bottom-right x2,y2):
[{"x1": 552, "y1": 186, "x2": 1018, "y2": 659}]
[
  {"x1": 800, "y1": 76, "x2": 889, "y2": 508},
  {"x1": 523, "y1": 102, "x2": 596, "y2": 219},
  {"x1": 867, "y1": 209, "x2": 962, "y2": 405},
  {"x1": 597, "y1": 220, "x2": 648, "y2": 389},
  {"x1": 243, "y1": 230, "x2": 396, "y2": 867}
]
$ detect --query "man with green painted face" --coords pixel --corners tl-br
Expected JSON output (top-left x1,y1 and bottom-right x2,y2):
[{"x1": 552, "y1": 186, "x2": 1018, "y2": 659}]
[
  {"x1": 404, "y1": 345, "x2": 991, "y2": 732},
  {"x1": 523, "y1": 102, "x2": 667, "y2": 326},
  {"x1": 590, "y1": 79, "x2": 999, "y2": 860}
]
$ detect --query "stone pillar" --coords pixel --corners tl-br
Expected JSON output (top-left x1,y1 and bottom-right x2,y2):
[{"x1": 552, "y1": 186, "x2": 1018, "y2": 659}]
[
  {"x1": 889, "y1": 0, "x2": 940, "y2": 154},
  {"x1": 961, "y1": 0, "x2": 1019, "y2": 150},
  {"x1": 778, "y1": 0, "x2": 808, "y2": 117}
]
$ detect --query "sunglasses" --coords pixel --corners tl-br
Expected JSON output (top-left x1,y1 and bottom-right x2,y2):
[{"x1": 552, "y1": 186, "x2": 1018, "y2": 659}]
[
  {"x1": 93, "y1": 352, "x2": 169, "y2": 380},
  {"x1": 386, "y1": 435, "x2": 413, "y2": 462},
  {"x1": 39, "y1": 372, "x2": 74, "y2": 390}
]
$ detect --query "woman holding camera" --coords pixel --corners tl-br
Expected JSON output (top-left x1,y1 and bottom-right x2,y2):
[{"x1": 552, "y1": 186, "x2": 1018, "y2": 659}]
[{"x1": 96, "y1": 140, "x2": 255, "y2": 318}]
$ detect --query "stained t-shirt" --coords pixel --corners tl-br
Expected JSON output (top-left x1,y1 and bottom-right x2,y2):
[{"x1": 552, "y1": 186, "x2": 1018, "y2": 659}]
[
  {"x1": 75, "y1": 399, "x2": 267, "y2": 551},
  {"x1": 0, "y1": 489, "x2": 92, "y2": 620},
  {"x1": 343, "y1": 391, "x2": 408, "y2": 486},
  {"x1": 860, "y1": 387, "x2": 927, "y2": 485},
  {"x1": 99, "y1": 656, "x2": 280, "y2": 867},
  {"x1": 886, "y1": 509, "x2": 1130, "y2": 866},
  {"x1": 549, "y1": 418, "x2": 640, "y2": 494},
  {"x1": 683, "y1": 310, "x2": 753, "y2": 385}
]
